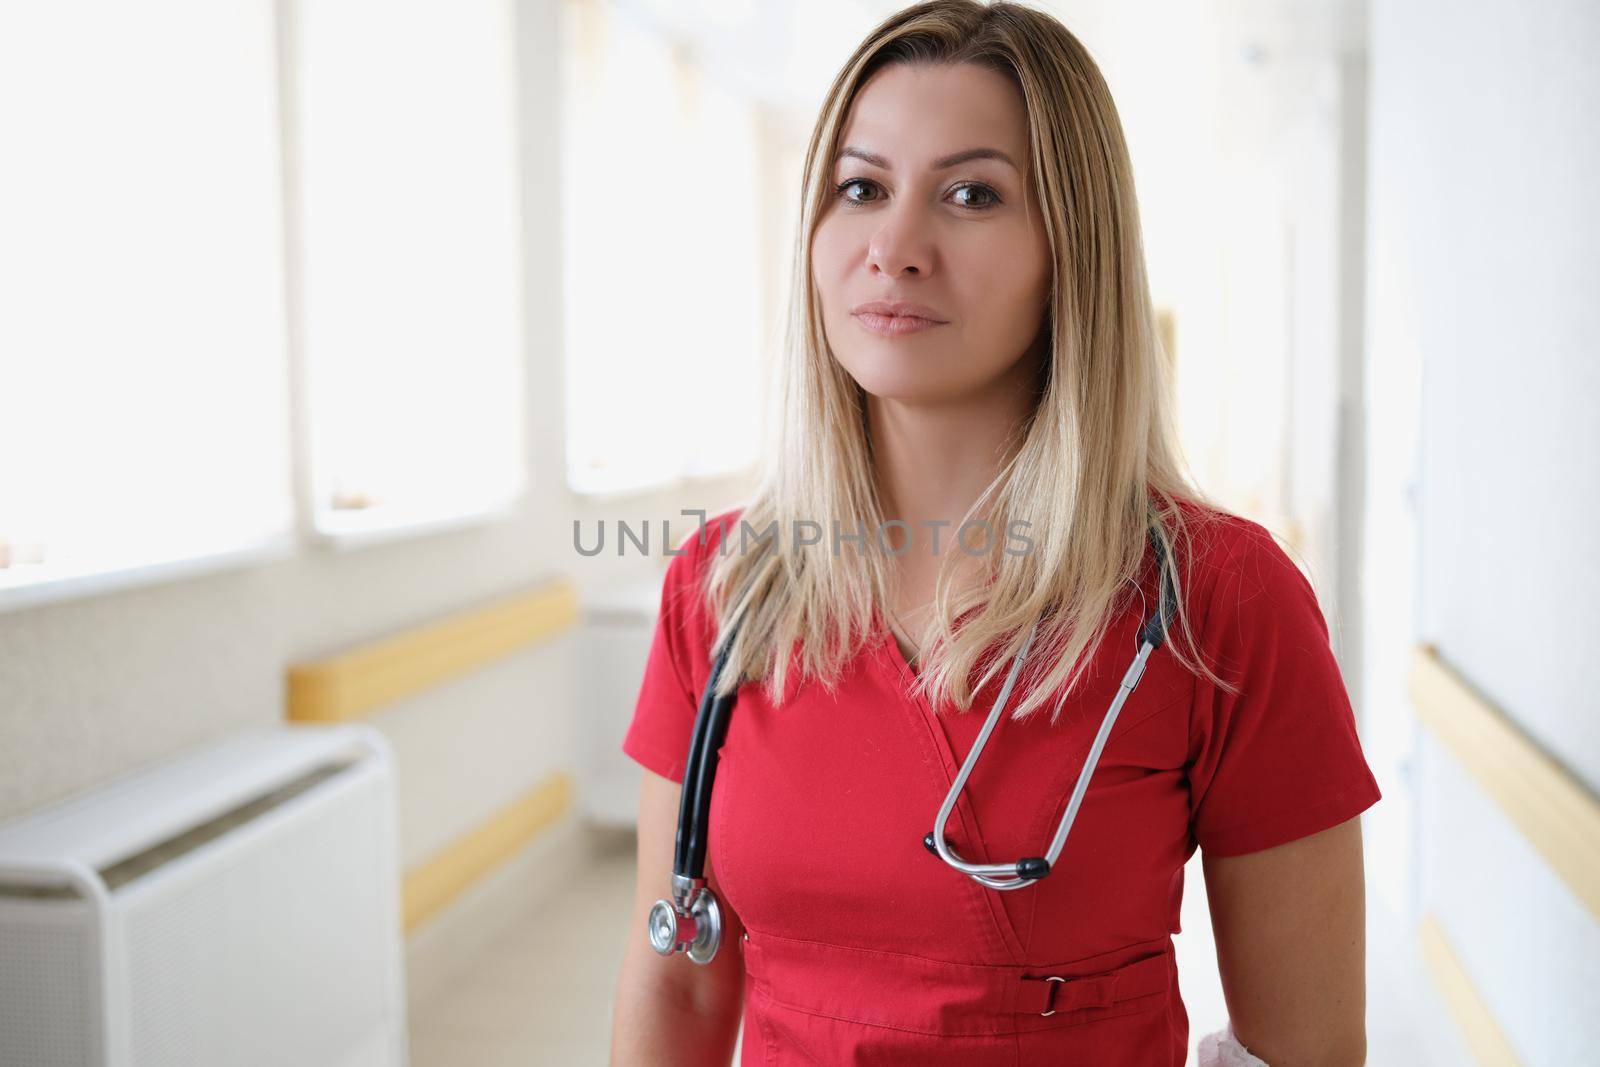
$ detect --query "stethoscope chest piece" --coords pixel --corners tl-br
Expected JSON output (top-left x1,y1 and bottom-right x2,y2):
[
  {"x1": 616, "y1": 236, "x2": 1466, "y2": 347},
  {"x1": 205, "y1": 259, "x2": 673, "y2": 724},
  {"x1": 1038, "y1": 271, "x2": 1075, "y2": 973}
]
[{"x1": 648, "y1": 874, "x2": 723, "y2": 964}]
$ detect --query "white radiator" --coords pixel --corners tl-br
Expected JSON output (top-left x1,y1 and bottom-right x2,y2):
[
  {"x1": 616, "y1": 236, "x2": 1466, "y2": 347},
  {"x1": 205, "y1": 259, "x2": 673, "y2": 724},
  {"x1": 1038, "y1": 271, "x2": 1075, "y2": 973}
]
[{"x1": 0, "y1": 723, "x2": 408, "y2": 1067}]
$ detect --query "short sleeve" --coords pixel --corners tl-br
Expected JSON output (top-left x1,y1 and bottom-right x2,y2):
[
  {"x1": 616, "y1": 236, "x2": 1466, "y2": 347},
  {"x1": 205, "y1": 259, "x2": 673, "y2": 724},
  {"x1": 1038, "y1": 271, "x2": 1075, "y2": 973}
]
[
  {"x1": 1186, "y1": 519, "x2": 1382, "y2": 857},
  {"x1": 619, "y1": 520, "x2": 723, "y2": 784}
]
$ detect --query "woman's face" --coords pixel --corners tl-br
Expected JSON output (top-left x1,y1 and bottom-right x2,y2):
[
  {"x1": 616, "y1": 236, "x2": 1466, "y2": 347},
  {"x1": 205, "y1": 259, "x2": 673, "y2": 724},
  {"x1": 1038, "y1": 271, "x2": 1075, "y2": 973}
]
[{"x1": 811, "y1": 61, "x2": 1052, "y2": 404}]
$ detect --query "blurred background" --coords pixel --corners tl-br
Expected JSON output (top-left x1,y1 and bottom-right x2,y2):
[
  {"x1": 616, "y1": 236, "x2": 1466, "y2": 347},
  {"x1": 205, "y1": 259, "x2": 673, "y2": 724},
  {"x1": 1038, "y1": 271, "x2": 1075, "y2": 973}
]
[{"x1": 0, "y1": 0, "x2": 1594, "y2": 1064}]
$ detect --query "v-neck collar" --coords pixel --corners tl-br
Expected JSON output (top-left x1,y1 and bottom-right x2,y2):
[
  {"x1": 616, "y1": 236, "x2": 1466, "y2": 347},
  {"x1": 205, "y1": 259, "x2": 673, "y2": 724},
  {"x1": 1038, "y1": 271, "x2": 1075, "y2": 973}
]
[
  {"x1": 880, "y1": 620, "x2": 922, "y2": 684},
  {"x1": 867, "y1": 605, "x2": 1031, "y2": 962},
  {"x1": 872, "y1": 605, "x2": 935, "y2": 693}
]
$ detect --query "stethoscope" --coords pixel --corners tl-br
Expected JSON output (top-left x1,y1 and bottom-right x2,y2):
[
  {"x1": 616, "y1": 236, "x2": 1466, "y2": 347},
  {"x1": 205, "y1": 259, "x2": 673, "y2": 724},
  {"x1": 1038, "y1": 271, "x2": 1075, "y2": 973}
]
[{"x1": 648, "y1": 525, "x2": 1177, "y2": 964}]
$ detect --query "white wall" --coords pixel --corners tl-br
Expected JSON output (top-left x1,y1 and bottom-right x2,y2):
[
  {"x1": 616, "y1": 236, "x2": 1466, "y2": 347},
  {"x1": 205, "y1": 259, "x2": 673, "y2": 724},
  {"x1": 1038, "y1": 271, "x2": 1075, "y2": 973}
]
[{"x1": 1367, "y1": 1, "x2": 1600, "y2": 1062}]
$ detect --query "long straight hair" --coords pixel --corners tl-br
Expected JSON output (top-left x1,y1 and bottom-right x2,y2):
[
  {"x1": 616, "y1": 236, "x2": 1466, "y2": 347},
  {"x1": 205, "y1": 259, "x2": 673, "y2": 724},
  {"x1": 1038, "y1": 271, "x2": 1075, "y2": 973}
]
[{"x1": 702, "y1": 0, "x2": 1238, "y2": 720}]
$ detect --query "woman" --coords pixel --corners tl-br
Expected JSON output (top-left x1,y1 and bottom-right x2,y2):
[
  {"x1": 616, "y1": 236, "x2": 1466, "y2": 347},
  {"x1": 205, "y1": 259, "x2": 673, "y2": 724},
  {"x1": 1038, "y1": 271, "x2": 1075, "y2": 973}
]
[{"x1": 610, "y1": 2, "x2": 1378, "y2": 1064}]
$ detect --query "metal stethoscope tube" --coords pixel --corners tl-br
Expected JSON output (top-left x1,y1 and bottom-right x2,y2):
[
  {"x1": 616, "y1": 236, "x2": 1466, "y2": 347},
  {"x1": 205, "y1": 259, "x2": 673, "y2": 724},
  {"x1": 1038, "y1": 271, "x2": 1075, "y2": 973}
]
[{"x1": 921, "y1": 617, "x2": 1163, "y2": 889}]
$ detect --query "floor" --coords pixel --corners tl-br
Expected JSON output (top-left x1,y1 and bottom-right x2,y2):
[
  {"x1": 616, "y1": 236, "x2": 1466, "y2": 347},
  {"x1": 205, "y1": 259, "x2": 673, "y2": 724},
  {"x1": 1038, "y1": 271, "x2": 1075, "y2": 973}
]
[
  {"x1": 405, "y1": 818, "x2": 642, "y2": 1066},
  {"x1": 404, "y1": 819, "x2": 1440, "y2": 1066}
]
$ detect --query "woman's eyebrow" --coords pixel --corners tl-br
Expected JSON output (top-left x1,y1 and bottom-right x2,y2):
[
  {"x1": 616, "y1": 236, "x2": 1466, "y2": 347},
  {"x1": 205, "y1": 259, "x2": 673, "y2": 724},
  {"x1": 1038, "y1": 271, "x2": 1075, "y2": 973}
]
[{"x1": 836, "y1": 145, "x2": 1019, "y2": 172}]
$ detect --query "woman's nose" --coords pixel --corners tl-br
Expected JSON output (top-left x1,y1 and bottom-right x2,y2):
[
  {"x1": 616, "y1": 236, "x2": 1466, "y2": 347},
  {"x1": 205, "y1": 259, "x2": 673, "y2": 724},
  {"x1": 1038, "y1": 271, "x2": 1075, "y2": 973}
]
[{"x1": 864, "y1": 209, "x2": 934, "y2": 277}]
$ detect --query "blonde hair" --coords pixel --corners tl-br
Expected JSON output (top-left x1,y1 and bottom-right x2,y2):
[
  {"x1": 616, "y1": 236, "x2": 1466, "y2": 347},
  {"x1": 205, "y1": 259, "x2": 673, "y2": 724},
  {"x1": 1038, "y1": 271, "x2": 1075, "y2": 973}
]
[{"x1": 703, "y1": 0, "x2": 1238, "y2": 719}]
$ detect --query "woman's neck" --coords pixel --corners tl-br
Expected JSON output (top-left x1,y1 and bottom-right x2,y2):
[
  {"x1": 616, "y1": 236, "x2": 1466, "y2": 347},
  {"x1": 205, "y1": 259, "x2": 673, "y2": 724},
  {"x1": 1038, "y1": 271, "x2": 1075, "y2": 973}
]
[
  {"x1": 867, "y1": 350, "x2": 1039, "y2": 640},
  {"x1": 867, "y1": 357, "x2": 1037, "y2": 554}
]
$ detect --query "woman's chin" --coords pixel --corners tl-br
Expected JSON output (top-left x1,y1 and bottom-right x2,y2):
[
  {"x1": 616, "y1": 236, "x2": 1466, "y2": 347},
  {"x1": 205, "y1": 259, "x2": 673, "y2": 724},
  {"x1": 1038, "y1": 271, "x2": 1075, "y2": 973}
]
[
  {"x1": 847, "y1": 370, "x2": 955, "y2": 404},
  {"x1": 835, "y1": 351, "x2": 952, "y2": 400}
]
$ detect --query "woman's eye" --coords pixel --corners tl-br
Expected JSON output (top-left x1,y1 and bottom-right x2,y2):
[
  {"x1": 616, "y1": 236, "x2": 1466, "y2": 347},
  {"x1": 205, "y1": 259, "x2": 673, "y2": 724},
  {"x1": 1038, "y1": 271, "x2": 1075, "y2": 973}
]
[
  {"x1": 831, "y1": 178, "x2": 1001, "y2": 210},
  {"x1": 951, "y1": 183, "x2": 1000, "y2": 209},
  {"x1": 833, "y1": 178, "x2": 880, "y2": 205}
]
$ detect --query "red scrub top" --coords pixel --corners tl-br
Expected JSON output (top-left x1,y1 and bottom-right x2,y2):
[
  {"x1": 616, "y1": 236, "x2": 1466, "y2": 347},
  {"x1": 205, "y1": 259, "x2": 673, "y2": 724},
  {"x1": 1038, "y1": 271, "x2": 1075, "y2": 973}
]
[{"x1": 622, "y1": 503, "x2": 1381, "y2": 1066}]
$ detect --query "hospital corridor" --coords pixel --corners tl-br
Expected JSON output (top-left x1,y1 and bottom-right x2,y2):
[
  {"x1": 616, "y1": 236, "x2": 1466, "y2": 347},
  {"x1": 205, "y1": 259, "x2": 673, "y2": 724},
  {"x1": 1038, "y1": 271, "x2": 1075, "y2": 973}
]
[{"x1": 1, "y1": 1, "x2": 1594, "y2": 1065}]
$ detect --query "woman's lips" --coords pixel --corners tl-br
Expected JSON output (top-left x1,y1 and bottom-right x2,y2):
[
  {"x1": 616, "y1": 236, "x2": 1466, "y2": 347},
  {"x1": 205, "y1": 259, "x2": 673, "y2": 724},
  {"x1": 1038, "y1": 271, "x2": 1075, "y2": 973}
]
[{"x1": 852, "y1": 312, "x2": 947, "y2": 337}]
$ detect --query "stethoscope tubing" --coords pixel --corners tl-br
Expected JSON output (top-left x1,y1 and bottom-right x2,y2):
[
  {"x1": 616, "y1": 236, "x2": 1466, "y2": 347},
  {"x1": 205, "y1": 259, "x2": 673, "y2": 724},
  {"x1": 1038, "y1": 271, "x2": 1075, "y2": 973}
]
[
  {"x1": 673, "y1": 628, "x2": 741, "y2": 879},
  {"x1": 928, "y1": 631, "x2": 1160, "y2": 889},
  {"x1": 926, "y1": 525, "x2": 1175, "y2": 888}
]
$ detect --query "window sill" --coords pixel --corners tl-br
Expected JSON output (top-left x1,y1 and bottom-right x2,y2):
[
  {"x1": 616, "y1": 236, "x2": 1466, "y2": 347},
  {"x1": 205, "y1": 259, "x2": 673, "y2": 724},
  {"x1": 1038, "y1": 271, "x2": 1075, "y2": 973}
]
[
  {"x1": 0, "y1": 493, "x2": 529, "y2": 616},
  {"x1": 0, "y1": 533, "x2": 298, "y2": 617},
  {"x1": 307, "y1": 489, "x2": 529, "y2": 552},
  {"x1": 564, "y1": 463, "x2": 759, "y2": 508}
]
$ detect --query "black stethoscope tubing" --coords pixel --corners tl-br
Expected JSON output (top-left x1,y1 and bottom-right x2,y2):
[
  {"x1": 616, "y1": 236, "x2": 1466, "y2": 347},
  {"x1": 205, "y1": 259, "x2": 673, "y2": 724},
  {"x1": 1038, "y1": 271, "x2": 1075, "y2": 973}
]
[{"x1": 673, "y1": 627, "x2": 740, "y2": 879}]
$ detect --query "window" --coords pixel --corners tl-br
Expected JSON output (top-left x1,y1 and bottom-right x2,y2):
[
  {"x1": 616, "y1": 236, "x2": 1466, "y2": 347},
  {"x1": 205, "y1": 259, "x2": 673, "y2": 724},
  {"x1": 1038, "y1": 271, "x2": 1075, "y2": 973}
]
[
  {"x1": 288, "y1": 0, "x2": 529, "y2": 537},
  {"x1": 0, "y1": 0, "x2": 535, "y2": 610},
  {"x1": 0, "y1": 2, "x2": 295, "y2": 607},
  {"x1": 558, "y1": 0, "x2": 765, "y2": 497}
]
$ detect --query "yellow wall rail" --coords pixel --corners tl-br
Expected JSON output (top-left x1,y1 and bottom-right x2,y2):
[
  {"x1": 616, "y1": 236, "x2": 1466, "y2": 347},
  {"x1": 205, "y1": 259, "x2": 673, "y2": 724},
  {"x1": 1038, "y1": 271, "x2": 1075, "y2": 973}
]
[
  {"x1": 1409, "y1": 642, "x2": 1600, "y2": 921},
  {"x1": 1417, "y1": 913, "x2": 1523, "y2": 1066},
  {"x1": 287, "y1": 580, "x2": 579, "y2": 723},
  {"x1": 285, "y1": 578, "x2": 582, "y2": 935},
  {"x1": 401, "y1": 771, "x2": 575, "y2": 934}
]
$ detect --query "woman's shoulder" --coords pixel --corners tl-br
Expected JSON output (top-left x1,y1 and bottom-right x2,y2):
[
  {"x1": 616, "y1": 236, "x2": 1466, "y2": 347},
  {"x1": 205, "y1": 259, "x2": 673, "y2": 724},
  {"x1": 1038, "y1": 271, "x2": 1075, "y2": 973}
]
[
  {"x1": 1169, "y1": 496, "x2": 1280, "y2": 562},
  {"x1": 1168, "y1": 499, "x2": 1309, "y2": 613},
  {"x1": 664, "y1": 505, "x2": 747, "y2": 575},
  {"x1": 1171, "y1": 499, "x2": 1305, "y2": 591},
  {"x1": 655, "y1": 508, "x2": 751, "y2": 648},
  {"x1": 650, "y1": 508, "x2": 748, "y2": 680}
]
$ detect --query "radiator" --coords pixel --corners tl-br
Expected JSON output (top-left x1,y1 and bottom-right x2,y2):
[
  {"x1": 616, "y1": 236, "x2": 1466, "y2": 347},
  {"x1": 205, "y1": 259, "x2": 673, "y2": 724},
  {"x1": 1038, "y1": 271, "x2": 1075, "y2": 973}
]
[{"x1": 0, "y1": 723, "x2": 408, "y2": 1067}]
